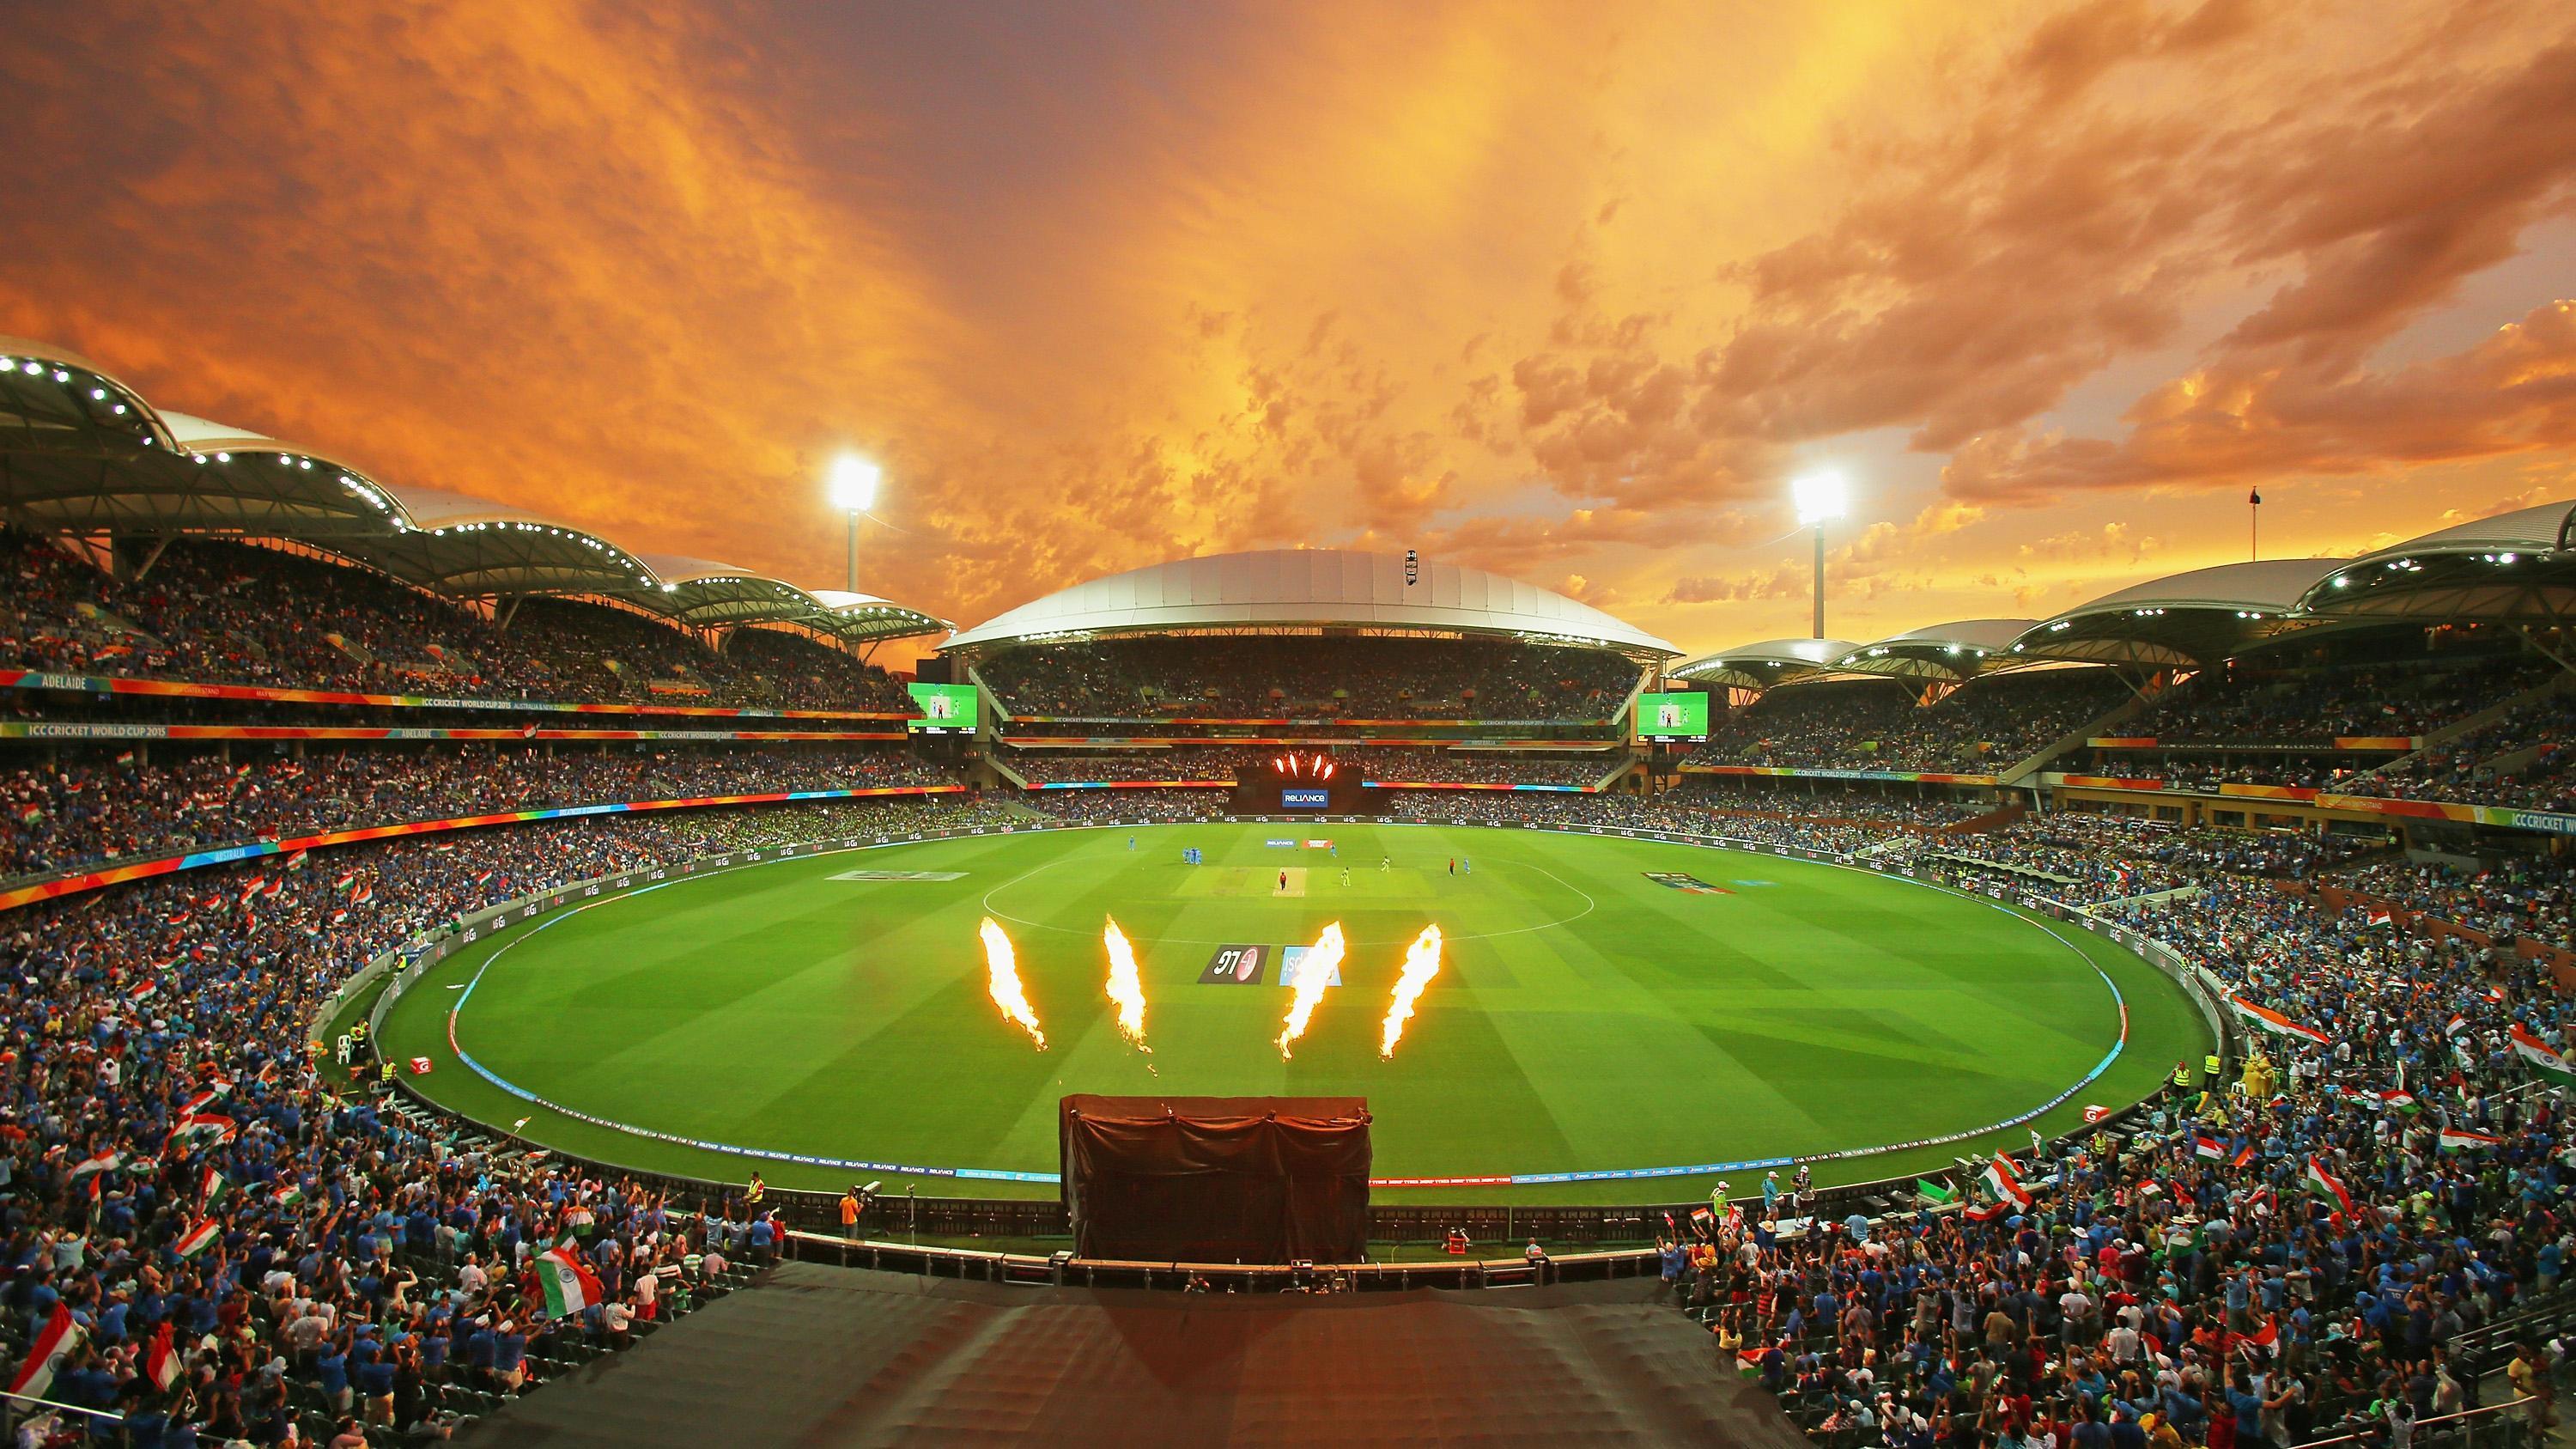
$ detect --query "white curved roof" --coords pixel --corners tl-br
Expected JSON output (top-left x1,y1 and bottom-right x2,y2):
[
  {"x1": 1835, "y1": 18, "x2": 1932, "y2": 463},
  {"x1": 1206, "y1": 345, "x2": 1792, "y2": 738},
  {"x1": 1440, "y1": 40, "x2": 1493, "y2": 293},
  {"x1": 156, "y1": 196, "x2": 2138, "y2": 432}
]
[{"x1": 945, "y1": 548, "x2": 1677, "y2": 655}]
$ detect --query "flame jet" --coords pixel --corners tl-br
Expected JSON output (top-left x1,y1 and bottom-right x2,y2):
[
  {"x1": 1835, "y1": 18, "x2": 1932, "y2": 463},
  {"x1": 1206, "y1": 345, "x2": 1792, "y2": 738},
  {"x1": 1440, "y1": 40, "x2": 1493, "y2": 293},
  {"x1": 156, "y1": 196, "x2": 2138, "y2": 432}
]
[
  {"x1": 977, "y1": 917, "x2": 1047, "y2": 1050},
  {"x1": 1274, "y1": 921, "x2": 1346, "y2": 1060},
  {"x1": 1377, "y1": 925, "x2": 1445, "y2": 1059},
  {"x1": 1102, "y1": 916, "x2": 1150, "y2": 1050}
]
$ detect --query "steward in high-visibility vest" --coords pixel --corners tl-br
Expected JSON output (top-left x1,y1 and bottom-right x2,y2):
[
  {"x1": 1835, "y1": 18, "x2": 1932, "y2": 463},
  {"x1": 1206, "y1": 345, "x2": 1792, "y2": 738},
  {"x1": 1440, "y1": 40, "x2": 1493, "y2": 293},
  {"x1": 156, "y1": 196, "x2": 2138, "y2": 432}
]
[
  {"x1": 2171, "y1": 1060, "x2": 2194, "y2": 1093},
  {"x1": 2202, "y1": 1052, "x2": 2223, "y2": 1087}
]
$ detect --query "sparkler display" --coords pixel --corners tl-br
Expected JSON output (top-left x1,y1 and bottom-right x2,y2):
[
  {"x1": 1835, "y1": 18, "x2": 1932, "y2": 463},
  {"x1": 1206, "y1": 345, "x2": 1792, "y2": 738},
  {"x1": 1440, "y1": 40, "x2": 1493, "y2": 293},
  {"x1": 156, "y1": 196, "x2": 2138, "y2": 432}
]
[
  {"x1": 976, "y1": 916, "x2": 1048, "y2": 1050},
  {"x1": 1102, "y1": 916, "x2": 1150, "y2": 1050},
  {"x1": 1274, "y1": 921, "x2": 1346, "y2": 1059},
  {"x1": 1377, "y1": 924, "x2": 1445, "y2": 1059}
]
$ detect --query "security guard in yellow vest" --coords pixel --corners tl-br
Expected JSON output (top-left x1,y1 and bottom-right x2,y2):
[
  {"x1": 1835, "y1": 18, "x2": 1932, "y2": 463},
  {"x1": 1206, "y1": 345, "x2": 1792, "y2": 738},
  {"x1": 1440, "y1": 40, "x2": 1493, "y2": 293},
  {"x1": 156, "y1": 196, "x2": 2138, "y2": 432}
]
[
  {"x1": 2170, "y1": 1059, "x2": 2193, "y2": 1098},
  {"x1": 2202, "y1": 1051, "x2": 2223, "y2": 1089}
]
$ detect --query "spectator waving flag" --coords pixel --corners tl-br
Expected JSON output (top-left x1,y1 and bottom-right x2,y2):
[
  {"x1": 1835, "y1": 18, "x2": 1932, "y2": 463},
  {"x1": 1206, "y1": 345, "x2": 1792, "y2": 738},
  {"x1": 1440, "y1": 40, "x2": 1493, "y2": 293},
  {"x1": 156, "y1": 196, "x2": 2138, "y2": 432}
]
[
  {"x1": 2228, "y1": 995, "x2": 2330, "y2": 1045},
  {"x1": 1980, "y1": 1153, "x2": 2032, "y2": 1208},
  {"x1": 538, "y1": 1243, "x2": 605, "y2": 1316},
  {"x1": 2305, "y1": 1156, "x2": 2358, "y2": 1218},
  {"x1": 8, "y1": 1303, "x2": 82, "y2": 1402},
  {"x1": 2510, "y1": 1026, "x2": 2576, "y2": 1088},
  {"x1": 2193, "y1": 1135, "x2": 2223, "y2": 1161},
  {"x1": 2438, "y1": 1127, "x2": 2503, "y2": 1153},
  {"x1": 143, "y1": 1320, "x2": 180, "y2": 1391},
  {"x1": 173, "y1": 1218, "x2": 221, "y2": 1257}
]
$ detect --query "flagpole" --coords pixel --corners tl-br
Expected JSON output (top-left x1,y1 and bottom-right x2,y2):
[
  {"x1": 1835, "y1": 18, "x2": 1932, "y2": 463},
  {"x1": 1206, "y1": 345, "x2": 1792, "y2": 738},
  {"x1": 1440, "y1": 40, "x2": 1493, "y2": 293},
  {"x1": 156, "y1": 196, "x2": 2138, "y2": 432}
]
[{"x1": 2249, "y1": 487, "x2": 2263, "y2": 560}]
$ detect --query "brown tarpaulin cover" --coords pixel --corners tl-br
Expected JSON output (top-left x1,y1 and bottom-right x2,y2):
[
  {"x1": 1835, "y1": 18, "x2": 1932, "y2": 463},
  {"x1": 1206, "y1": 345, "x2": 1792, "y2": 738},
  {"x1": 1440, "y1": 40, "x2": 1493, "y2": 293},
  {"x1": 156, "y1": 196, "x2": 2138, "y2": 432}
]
[
  {"x1": 456, "y1": 1263, "x2": 1804, "y2": 1447},
  {"x1": 1060, "y1": 1094, "x2": 1371, "y2": 1263}
]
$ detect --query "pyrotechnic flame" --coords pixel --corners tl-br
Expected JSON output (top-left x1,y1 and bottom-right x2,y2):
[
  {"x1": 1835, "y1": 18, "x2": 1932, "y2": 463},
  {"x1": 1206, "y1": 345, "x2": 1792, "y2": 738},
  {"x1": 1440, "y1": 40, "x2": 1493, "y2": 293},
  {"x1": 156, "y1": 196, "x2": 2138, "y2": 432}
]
[
  {"x1": 1275, "y1": 921, "x2": 1346, "y2": 1059},
  {"x1": 1102, "y1": 916, "x2": 1150, "y2": 1051},
  {"x1": 1378, "y1": 924, "x2": 1445, "y2": 1059},
  {"x1": 977, "y1": 917, "x2": 1047, "y2": 1050}
]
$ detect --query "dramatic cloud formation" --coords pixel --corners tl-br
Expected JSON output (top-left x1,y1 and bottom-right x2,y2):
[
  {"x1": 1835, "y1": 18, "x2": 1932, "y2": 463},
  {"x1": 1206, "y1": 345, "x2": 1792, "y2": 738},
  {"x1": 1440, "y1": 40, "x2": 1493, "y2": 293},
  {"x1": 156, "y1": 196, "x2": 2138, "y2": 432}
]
[{"x1": 1, "y1": 0, "x2": 2569, "y2": 659}]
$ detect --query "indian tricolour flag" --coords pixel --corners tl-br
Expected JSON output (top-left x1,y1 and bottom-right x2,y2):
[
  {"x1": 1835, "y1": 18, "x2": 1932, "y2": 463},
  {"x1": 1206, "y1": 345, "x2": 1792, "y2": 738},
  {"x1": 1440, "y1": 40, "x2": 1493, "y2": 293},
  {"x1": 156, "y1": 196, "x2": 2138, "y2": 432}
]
[
  {"x1": 270, "y1": 1183, "x2": 305, "y2": 1209},
  {"x1": 2511, "y1": 1026, "x2": 2576, "y2": 1088},
  {"x1": 1981, "y1": 1153, "x2": 2032, "y2": 1208},
  {"x1": 2229, "y1": 995, "x2": 2330, "y2": 1045},
  {"x1": 537, "y1": 1245, "x2": 605, "y2": 1316},
  {"x1": 2193, "y1": 1135, "x2": 2224, "y2": 1161},
  {"x1": 2305, "y1": 1156, "x2": 2358, "y2": 1218},
  {"x1": 173, "y1": 1217, "x2": 220, "y2": 1258},
  {"x1": 2438, "y1": 1128, "x2": 2504, "y2": 1154},
  {"x1": 8, "y1": 1303, "x2": 81, "y2": 1400}
]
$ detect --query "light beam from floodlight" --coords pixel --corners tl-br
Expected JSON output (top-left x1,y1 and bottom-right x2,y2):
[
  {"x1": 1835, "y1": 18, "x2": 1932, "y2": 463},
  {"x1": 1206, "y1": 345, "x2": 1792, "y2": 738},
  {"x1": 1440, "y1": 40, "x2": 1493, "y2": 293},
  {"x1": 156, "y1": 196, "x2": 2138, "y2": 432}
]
[
  {"x1": 1791, "y1": 471, "x2": 1847, "y2": 639},
  {"x1": 827, "y1": 454, "x2": 883, "y2": 592}
]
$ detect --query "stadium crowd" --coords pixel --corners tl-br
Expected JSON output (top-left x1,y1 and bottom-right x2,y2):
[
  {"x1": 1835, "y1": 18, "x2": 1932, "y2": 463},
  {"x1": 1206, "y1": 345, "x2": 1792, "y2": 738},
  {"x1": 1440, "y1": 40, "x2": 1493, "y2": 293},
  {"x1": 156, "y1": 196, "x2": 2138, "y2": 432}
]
[
  {"x1": 1, "y1": 530, "x2": 911, "y2": 711},
  {"x1": 1376, "y1": 787, "x2": 2576, "y2": 1447},
  {"x1": 977, "y1": 635, "x2": 1639, "y2": 721},
  {"x1": 0, "y1": 795, "x2": 1021, "y2": 1445},
  {"x1": 0, "y1": 746, "x2": 959, "y2": 880},
  {"x1": 2129, "y1": 650, "x2": 2555, "y2": 746},
  {"x1": 1689, "y1": 673, "x2": 2129, "y2": 774}
]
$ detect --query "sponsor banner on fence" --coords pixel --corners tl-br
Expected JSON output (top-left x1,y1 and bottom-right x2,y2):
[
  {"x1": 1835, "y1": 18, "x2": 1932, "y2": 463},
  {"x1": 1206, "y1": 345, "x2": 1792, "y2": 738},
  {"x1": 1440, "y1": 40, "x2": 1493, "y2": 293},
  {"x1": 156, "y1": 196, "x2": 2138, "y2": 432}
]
[
  {"x1": 1, "y1": 721, "x2": 902, "y2": 743},
  {"x1": 0, "y1": 667, "x2": 903, "y2": 721}
]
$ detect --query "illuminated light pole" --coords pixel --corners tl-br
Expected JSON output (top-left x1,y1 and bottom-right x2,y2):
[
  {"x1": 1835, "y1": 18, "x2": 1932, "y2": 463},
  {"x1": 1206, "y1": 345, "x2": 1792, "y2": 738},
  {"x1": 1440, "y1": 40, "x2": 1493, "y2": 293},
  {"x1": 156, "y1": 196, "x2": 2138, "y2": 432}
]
[
  {"x1": 826, "y1": 454, "x2": 882, "y2": 593},
  {"x1": 1791, "y1": 470, "x2": 1847, "y2": 640}
]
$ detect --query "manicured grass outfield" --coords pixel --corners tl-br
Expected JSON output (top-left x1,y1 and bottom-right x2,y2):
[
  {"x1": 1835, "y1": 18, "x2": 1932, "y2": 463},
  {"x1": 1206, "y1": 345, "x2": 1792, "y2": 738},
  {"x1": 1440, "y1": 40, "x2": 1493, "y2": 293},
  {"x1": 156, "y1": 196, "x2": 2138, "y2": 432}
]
[{"x1": 376, "y1": 822, "x2": 2205, "y2": 1206}]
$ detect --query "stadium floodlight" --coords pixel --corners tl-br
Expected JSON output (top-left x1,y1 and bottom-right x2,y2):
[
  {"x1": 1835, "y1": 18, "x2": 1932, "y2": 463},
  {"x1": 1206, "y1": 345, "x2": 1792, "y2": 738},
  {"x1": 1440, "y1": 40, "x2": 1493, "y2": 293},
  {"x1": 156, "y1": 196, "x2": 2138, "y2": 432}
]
[
  {"x1": 1791, "y1": 470, "x2": 1847, "y2": 527},
  {"x1": 826, "y1": 454, "x2": 884, "y2": 592},
  {"x1": 1790, "y1": 469, "x2": 1848, "y2": 638}
]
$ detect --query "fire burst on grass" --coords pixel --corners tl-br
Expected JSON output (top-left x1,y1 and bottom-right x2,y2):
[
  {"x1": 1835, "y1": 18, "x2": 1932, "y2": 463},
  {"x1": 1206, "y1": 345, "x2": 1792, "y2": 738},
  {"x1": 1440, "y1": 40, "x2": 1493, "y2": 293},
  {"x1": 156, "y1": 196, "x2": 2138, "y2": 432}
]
[
  {"x1": 1378, "y1": 924, "x2": 1445, "y2": 1059},
  {"x1": 1274, "y1": 921, "x2": 1346, "y2": 1060},
  {"x1": 1102, "y1": 916, "x2": 1150, "y2": 1051},
  {"x1": 977, "y1": 916, "x2": 1047, "y2": 1050}
]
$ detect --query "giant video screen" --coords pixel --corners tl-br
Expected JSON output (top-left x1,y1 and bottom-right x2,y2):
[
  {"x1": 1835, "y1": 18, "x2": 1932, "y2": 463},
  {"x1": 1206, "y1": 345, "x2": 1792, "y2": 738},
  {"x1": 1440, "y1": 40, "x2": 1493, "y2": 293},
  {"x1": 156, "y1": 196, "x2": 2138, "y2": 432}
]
[
  {"x1": 907, "y1": 681, "x2": 979, "y2": 733},
  {"x1": 1634, "y1": 691, "x2": 1710, "y2": 739}
]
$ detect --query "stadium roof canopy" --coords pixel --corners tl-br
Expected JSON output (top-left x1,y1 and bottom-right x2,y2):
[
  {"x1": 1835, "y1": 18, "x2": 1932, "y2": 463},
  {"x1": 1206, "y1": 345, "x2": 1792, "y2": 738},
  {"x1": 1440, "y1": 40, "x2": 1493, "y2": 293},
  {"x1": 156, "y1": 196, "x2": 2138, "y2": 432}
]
[
  {"x1": 943, "y1": 548, "x2": 1679, "y2": 658},
  {"x1": 0, "y1": 334, "x2": 946, "y2": 643},
  {"x1": 1832, "y1": 618, "x2": 2048, "y2": 681},
  {"x1": 1668, "y1": 637, "x2": 1864, "y2": 690},
  {"x1": 2293, "y1": 500, "x2": 2576, "y2": 624},
  {"x1": 2006, "y1": 558, "x2": 2350, "y2": 667}
]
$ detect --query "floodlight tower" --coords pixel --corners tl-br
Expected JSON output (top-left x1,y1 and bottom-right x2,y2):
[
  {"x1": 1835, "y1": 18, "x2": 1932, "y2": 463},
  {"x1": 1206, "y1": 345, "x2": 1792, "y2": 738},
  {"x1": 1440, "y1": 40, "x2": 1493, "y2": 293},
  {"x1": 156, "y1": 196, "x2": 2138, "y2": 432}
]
[
  {"x1": 826, "y1": 454, "x2": 883, "y2": 593},
  {"x1": 1791, "y1": 471, "x2": 1847, "y2": 639}
]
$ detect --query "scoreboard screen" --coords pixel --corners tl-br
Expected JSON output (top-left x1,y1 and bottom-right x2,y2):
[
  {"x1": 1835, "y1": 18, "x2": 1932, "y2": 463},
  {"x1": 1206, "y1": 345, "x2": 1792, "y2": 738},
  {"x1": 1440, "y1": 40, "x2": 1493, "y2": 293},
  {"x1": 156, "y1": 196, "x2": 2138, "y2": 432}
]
[
  {"x1": 1634, "y1": 691, "x2": 1710, "y2": 740},
  {"x1": 907, "y1": 682, "x2": 978, "y2": 733}
]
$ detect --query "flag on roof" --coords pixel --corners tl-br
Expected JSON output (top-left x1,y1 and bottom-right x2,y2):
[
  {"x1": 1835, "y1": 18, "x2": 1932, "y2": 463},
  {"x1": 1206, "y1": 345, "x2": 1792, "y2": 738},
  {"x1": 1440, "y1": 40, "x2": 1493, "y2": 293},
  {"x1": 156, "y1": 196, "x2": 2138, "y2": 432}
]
[
  {"x1": 2511, "y1": 1026, "x2": 2576, "y2": 1088},
  {"x1": 8, "y1": 1303, "x2": 81, "y2": 1401},
  {"x1": 536, "y1": 1244, "x2": 605, "y2": 1316},
  {"x1": 2229, "y1": 995, "x2": 2330, "y2": 1044},
  {"x1": 2438, "y1": 1128, "x2": 2503, "y2": 1153}
]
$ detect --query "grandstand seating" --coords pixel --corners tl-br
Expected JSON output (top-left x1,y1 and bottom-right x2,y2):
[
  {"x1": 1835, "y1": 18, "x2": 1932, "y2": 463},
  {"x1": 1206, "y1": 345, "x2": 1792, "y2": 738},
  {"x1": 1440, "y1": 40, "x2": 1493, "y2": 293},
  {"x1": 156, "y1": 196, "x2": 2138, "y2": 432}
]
[
  {"x1": 1, "y1": 527, "x2": 911, "y2": 710},
  {"x1": 0, "y1": 745, "x2": 955, "y2": 880},
  {"x1": 1687, "y1": 669, "x2": 2129, "y2": 773},
  {"x1": 977, "y1": 635, "x2": 1639, "y2": 721}
]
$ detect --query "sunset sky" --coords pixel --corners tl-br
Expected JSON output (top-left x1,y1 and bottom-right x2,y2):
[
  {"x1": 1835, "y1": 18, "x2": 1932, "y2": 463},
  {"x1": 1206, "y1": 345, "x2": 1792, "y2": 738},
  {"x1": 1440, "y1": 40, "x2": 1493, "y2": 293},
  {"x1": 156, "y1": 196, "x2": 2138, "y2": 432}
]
[{"x1": 4, "y1": 0, "x2": 2572, "y2": 663}]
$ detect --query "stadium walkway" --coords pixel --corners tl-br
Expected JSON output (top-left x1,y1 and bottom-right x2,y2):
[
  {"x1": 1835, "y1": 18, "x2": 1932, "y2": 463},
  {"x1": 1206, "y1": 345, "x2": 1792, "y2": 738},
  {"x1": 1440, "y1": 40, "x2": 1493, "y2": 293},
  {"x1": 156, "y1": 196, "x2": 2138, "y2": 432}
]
[{"x1": 454, "y1": 1261, "x2": 1802, "y2": 1446}]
